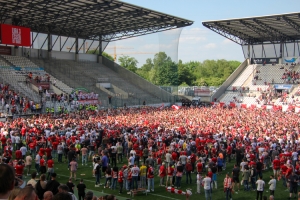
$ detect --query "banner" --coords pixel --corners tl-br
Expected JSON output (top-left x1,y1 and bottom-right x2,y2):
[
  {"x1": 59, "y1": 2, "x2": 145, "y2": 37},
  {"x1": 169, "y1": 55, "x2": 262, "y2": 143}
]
[
  {"x1": 250, "y1": 58, "x2": 279, "y2": 64},
  {"x1": 283, "y1": 57, "x2": 299, "y2": 64},
  {"x1": 0, "y1": 24, "x2": 31, "y2": 46},
  {"x1": 0, "y1": 46, "x2": 11, "y2": 55},
  {"x1": 78, "y1": 99, "x2": 98, "y2": 105}
]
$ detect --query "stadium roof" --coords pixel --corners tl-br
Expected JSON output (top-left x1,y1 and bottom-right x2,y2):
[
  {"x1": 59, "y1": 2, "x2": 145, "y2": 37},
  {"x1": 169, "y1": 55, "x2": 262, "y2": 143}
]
[
  {"x1": 202, "y1": 12, "x2": 300, "y2": 45},
  {"x1": 0, "y1": 0, "x2": 193, "y2": 42}
]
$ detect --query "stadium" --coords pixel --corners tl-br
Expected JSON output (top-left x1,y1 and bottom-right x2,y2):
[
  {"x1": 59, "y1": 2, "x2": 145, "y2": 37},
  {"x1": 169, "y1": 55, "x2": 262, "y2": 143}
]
[{"x1": 0, "y1": 1, "x2": 299, "y2": 200}]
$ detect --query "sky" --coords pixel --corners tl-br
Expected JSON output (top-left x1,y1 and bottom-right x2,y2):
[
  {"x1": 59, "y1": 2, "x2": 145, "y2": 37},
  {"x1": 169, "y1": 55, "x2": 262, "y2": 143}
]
[{"x1": 102, "y1": 0, "x2": 300, "y2": 67}]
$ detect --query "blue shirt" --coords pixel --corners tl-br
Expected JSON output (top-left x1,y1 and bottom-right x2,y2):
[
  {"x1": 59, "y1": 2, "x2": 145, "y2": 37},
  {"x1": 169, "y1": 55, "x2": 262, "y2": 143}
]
[{"x1": 102, "y1": 155, "x2": 108, "y2": 167}]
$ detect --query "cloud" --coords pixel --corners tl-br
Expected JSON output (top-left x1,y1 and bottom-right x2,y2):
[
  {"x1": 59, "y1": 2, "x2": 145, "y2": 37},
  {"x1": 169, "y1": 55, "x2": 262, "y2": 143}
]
[
  {"x1": 204, "y1": 43, "x2": 216, "y2": 49},
  {"x1": 222, "y1": 39, "x2": 235, "y2": 45},
  {"x1": 179, "y1": 27, "x2": 207, "y2": 43}
]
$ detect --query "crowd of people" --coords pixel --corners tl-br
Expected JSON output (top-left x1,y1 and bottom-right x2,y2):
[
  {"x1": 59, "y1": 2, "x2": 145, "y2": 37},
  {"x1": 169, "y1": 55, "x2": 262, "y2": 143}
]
[{"x1": 0, "y1": 105, "x2": 300, "y2": 200}]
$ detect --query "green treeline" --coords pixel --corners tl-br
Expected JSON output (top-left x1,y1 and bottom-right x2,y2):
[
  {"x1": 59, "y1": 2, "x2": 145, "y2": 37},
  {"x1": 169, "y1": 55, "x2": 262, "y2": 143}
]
[{"x1": 91, "y1": 51, "x2": 241, "y2": 86}]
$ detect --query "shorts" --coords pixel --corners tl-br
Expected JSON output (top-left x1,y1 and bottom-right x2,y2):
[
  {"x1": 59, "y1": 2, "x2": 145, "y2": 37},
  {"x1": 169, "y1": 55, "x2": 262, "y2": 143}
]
[
  {"x1": 290, "y1": 186, "x2": 298, "y2": 194},
  {"x1": 232, "y1": 177, "x2": 239, "y2": 183},
  {"x1": 273, "y1": 169, "x2": 279, "y2": 174}
]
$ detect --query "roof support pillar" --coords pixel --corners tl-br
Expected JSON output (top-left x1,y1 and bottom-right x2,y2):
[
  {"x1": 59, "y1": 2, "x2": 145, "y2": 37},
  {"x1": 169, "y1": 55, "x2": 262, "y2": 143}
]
[
  {"x1": 97, "y1": 35, "x2": 103, "y2": 64},
  {"x1": 47, "y1": 33, "x2": 52, "y2": 60},
  {"x1": 75, "y1": 37, "x2": 79, "y2": 62}
]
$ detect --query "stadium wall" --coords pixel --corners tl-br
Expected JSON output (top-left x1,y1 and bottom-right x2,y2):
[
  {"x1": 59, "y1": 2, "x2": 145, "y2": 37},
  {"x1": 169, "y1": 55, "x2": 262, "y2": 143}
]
[
  {"x1": 102, "y1": 56, "x2": 176, "y2": 103},
  {"x1": 211, "y1": 59, "x2": 248, "y2": 101}
]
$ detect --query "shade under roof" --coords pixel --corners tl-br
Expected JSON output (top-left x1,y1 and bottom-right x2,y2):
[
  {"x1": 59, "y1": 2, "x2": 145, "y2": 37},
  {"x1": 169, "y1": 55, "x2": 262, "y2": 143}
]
[{"x1": 0, "y1": 0, "x2": 193, "y2": 42}]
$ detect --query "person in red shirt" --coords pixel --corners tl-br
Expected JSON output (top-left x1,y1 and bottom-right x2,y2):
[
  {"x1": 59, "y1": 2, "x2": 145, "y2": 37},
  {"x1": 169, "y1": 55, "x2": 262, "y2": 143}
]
[
  {"x1": 227, "y1": 145, "x2": 232, "y2": 162},
  {"x1": 281, "y1": 164, "x2": 288, "y2": 187},
  {"x1": 15, "y1": 160, "x2": 25, "y2": 179},
  {"x1": 40, "y1": 155, "x2": 46, "y2": 174},
  {"x1": 197, "y1": 160, "x2": 203, "y2": 174},
  {"x1": 159, "y1": 162, "x2": 166, "y2": 186},
  {"x1": 272, "y1": 156, "x2": 281, "y2": 178},
  {"x1": 171, "y1": 151, "x2": 178, "y2": 162},
  {"x1": 45, "y1": 147, "x2": 52, "y2": 160},
  {"x1": 147, "y1": 164, "x2": 155, "y2": 192},
  {"x1": 166, "y1": 164, "x2": 174, "y2": 187},
  {"x1": 1, "y1": 135, "x2": 6, "y2": 149},
  {"x1": 15, "y1": 149, "x2": 22, "y2": 160},
  {"x1": 118, "y1": 167, "x2": 124, "y2": 194},
  {"x1": 52, "y1": 141, "x2": 59, "y2": 159},
  {"x1": 47, "y1": 156, "x2": 54, "y2": 180}
]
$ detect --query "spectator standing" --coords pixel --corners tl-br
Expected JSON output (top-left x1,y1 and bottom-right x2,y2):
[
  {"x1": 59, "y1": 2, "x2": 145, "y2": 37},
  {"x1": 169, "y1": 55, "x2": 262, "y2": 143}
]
[
  {"x1": 223, "y1": 173, "x2": 232, "y2": 200},
  {"x1": 268, "y1": 175, "x2": 276, "y2": 196},
  {"x1": 256, "y1": 176, "x2": 265, "y2": 200},
  {"x1": 147, "y1": 164, "x2": 155, "y2": 192},
  {"x1": 66, "y1": 178, "x2": 75, "y2": 194},
  {"x1": 81, "y1": 146, "x2": 88, "y2": 166},
  {"x1": 35, "y1": 174, "x2": 47, "y2": 200},
  {"x1": 77, "y1": 179, "x2": 86, "y2": 200},
  {"x1": 203, "y1": 173, "x2": 212, "y2": 200},
  {"x1": 111, "y1": 166, "x2": 118, "y2": 190},
  {"x1": 140, "y1": 162, "x2": 147, "y2": 188},
  {"x1": 93, "y1": 159, "x2": 101, "y2": 187},
  {"x1": 197, "y1": 172, "x2": 202, "y2": 194},
  {"x1": 118, "y1": 167, "x2": 124, "y2": 194},
  {"x1": 131, "y1": 164, "x2": 140, "y2": 190},
  {"x1": 47, "y1": 156, "x2": 54, "y2": 180},
  {"x1": 288, "y1": 171, "x2": 299, "y2": 199},
  {"x1": 27, "y1": 172, "x2": 37, "y2": 188},
  {"x1": 232, "y1": 164, "x2": 240, "y2": 193},
  {"x1": 175, "y1": 162, "x2": 184, "y2": 189},
  {"x1": 25, "y1": 153, "x2": 32, "y2": 175},
  {"x1": 159, "y1": 162, "x2": 166, "y2": 186},
  {"x1": 70, "y1": 158, "x2": 78, "y2": 181},
  {"x1": 46, "y1": 173, "x2": 60, "y2": 195}
]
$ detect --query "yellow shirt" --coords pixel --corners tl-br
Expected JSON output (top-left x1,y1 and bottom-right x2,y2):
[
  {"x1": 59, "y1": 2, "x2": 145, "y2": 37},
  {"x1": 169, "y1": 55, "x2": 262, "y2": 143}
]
[
  {"x1": 183, "y1": 142, "x2": 187, "y2": 150},
  {"x1": 140, "y1": 165, "x2": 147, "y2": 176}
]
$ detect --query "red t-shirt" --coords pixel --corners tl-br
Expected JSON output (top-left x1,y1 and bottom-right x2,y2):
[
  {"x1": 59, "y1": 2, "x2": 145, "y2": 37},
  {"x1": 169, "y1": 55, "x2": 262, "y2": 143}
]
[
  {"x1": 47, "y1": 159, "x2": 54, "y2": 168},
  {"x1": 159, "y1": 165, "x2": 166, "y2": 177},
  {"x1": 197, "y1": 162, "x2": 203, "y2": 173},
  {"x1": 45, "y1": 148, "x2": 52, "y2": 157},
  {"x1": 171, "y1": 152, "x2": 177, "y2": 161},
  {"x1": 15, "y1": 164, "x2": 24, "y2": 176},
  {"x1": 40, "y1": 159, "x2": 45, "y2": 166},
  {"x1": 167, "y1": 167, "x2": 174, "y2": 176},
  {"x1": 272, "y1": 159, "x2": 280, "y2": 170},
  {"x1": 147, "y1": 167, "x2": 154, "y2": 178},
  {"x1": 118, "y1": 171, "x2": 123, "y2": 182},
  {"x1": 52, "y1": 141, "x2": 59, "y2": 150},
  {"x1": 15, "y1": 150, "x2": 22, "y2": 159}
]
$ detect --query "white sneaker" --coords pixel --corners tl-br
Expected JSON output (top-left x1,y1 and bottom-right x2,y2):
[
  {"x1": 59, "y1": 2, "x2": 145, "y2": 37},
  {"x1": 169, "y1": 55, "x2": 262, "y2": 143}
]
[
  {"x1": 95, "y1": 185, "x2": 99, "y2": 187},
  {"x1": 151, "y1": 189, "x2": 154, "y2": 192},
  {"x1": 146, "y1": 190, "x2": 150, "y2": 192}
]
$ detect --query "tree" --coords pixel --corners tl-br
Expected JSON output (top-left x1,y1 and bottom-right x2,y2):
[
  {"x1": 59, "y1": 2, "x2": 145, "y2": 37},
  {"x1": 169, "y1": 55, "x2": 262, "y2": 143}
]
[
  {"x1": 86, "y1": 50, "x2": 114, "y2": 61},
  {"x1": 118, "y1": 55, "x2": 138, "y2": 73}
]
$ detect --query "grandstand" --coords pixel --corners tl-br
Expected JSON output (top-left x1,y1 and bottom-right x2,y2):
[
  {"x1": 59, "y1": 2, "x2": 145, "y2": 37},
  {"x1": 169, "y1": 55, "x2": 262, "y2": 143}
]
[
  {"x1": 203, "y1": 12, "x2": 300, "y2": 107},
  {"x1": 0, "y1": 0, "x2": 193, "y2": 115}
]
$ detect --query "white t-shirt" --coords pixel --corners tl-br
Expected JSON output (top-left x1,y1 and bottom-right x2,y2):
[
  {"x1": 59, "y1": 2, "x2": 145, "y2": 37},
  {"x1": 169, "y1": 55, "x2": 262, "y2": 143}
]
[
  {"x1": 268, "y1": 178, "x2": 276, "y2": 190},
  {"x1": 256, "y1": 179, "x2": 265, "y2": 191},
  {"x1": 131, "y1": 166, "x2": 140, "y2": 177},
  {"x1": 202, "y1": 177, "x2": 212, "y2": 190}
]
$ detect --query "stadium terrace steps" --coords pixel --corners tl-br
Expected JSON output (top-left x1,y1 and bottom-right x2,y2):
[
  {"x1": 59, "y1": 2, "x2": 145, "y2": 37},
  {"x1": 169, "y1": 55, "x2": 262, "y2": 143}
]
[
  {"x1": 0, "y1": 69, "x2": 41, "y2": 103},
  {"x1": 228, "y1": 64, "x2": 257, "y2": 90},
  {"x1": 1, "y1": 55, "x2": 39, "y2": 68},
  {"x1": 33, "y1": 59, "x2": 161, "y2": 106}
]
